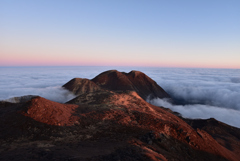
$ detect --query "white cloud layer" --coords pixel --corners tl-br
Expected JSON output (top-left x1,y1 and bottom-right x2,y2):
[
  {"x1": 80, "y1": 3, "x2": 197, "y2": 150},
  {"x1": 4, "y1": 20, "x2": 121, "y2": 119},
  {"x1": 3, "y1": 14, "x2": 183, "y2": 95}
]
[
  {"x1": 0, "y1": 67, "x2": 239, "y2": 127},
  {"x1": 142, "y1": 68, "x2": 240, "y2": 110},
  {"x1": 0, "y1": 66, "x2": 112, "y2": 103},
  {"x1": 148, "y1": 98, "x2": 240, "y2": 128}
]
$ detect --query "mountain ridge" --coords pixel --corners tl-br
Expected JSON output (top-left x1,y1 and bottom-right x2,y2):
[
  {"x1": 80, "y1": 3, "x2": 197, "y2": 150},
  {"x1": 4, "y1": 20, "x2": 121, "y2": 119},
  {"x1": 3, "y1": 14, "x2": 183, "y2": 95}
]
[
  {"x1": 0, "y1": 70, "x2": 239, "y2": 161},
  {"x1": 63, "y1": 70, "x2": 170, "y2": 100}
]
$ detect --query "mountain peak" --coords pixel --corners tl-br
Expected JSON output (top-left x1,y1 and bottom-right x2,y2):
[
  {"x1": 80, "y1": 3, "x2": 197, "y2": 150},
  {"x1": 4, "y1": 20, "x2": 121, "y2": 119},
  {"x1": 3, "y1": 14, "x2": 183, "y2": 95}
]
[
  {"x1": 91, "y1": 70, "x2": 170, "y2": 100},
  {"x1": 63, "y1": 78, "x2": 101, "y2": 95}
]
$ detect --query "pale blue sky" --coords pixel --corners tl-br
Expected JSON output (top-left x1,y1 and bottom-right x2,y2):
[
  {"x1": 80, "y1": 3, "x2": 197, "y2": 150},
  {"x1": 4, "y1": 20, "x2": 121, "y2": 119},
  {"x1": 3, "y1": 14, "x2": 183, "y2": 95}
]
[{"x1": 1, "y1": 0, "x2": 240, "y2": 68}]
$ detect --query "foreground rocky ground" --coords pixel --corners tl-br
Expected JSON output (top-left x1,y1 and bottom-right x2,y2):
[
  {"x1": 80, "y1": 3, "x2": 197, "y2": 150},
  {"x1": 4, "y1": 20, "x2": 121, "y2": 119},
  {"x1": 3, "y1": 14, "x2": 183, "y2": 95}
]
[{"x1": 0, "y1": 70, "x2": 239, "y2": 161}]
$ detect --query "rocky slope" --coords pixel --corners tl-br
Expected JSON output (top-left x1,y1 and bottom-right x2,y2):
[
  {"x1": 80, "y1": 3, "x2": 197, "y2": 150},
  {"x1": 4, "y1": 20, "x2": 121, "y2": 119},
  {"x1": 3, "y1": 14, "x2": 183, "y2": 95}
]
[
  {"x1": 0, "y1": 70, "x2": 239, "y2": 161},
  {"x1": 63, "y1": 70, "x2": 170, "y2": 100},
  {"x1": 184, "y1": 118, "x2": 240, "y2": 158},
  {"x1": 63, "y1": 78, "x2": 101, "y2": 95}
]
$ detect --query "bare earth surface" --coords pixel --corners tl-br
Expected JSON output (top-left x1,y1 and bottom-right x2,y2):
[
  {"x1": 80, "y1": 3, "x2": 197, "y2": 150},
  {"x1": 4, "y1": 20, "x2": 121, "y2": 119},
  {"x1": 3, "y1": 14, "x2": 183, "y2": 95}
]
[{"x1": 0, "y1": 70, "x2": 239, "y2": 161}]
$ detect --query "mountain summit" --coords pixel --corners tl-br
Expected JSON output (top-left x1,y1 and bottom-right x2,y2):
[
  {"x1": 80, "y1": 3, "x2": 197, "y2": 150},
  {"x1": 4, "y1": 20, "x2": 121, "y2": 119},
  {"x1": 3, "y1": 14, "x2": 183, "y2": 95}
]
[{"x1": 63, "y1": 70, "x2": 170, "y2": 100}]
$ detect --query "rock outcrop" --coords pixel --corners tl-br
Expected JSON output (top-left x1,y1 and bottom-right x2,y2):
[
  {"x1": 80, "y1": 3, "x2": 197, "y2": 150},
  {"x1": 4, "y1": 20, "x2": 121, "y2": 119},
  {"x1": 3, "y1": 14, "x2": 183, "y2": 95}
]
[{"x1": 0, "y1": 70, "x2": 239, "y2": 161}]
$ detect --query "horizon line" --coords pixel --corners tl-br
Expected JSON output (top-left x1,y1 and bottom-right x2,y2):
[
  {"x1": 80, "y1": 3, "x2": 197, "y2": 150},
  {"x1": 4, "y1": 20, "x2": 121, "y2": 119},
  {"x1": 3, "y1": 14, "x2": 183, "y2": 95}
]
[{"x1": 0, "y1": 65, "x2": 239, "y2": 70}]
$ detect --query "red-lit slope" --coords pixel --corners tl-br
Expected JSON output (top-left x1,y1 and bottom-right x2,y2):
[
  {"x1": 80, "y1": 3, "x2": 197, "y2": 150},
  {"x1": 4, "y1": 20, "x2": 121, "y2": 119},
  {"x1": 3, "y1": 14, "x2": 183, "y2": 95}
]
[{"x1": 21, "y1": 96, "x2": 79, "y2": 126}]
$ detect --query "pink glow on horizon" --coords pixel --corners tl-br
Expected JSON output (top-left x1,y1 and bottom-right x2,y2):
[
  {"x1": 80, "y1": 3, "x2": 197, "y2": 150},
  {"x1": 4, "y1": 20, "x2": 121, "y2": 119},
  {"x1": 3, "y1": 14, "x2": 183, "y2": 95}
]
[
  {"x1": 1, "y1": 50, "x2": 239, "y2": 68},
  {"x1": 1, "y1": 57, "x2": 240, "y2": 69}
]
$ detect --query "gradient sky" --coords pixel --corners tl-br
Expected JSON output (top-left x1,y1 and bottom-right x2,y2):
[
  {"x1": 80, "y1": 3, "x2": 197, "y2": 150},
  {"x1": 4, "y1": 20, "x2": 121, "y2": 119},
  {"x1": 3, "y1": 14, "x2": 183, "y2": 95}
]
[{"x1": 1, "y1": 0, "x2": 240, "y2": 68}]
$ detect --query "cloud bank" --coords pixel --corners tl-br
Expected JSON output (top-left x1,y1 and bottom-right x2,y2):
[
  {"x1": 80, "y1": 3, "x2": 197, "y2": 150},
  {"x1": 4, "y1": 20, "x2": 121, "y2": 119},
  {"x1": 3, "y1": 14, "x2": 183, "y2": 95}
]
[
  {"x1": 143, "y1": 68, "x2": 240, "y2": 110},
  {"x1": 0, "y1": 66, "x2": 113, "y2": 103},
  {"x1": 148, "y1": 98, "x2": 240, "y2": 128},
  {"x1": 2, "y1": 86, "x2": 76, "y2": 103},
  {"x1": 0, "y1": 67, "x2": 239, "y2": 128}
]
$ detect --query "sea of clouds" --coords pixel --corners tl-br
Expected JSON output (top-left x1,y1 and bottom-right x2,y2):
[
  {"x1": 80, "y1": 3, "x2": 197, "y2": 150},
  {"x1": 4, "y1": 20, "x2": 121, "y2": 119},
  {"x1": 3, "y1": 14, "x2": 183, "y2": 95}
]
[
  {"x1": 0, "y1": 66, "x2": 239, "y2": 128},
  {"x1": 144, "y1": 68, "x2": 240, "y2": 128},
  {"x1": 0, "y1": 66, "x2": 111, "y2": 103}
]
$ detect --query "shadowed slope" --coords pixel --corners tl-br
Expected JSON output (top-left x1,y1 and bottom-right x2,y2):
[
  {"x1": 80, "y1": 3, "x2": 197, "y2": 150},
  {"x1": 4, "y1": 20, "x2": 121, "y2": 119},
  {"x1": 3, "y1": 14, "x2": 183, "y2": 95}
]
[
  {"x1": 184, "y1": 118, "x2": 240, "y2": 157},
  {"x1": 62, "y1": 78, "x2": 101, "y2": 95},
  {"x1": 126, "y1": 70, "x2": 170, "y2": 99}
]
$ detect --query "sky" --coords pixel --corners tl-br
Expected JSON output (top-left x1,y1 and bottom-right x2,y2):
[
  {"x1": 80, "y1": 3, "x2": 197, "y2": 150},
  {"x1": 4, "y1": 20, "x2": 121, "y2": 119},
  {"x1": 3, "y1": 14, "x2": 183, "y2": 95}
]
[{"x1": 0, "y1": 0, "x2": 240, "y2": 68}]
